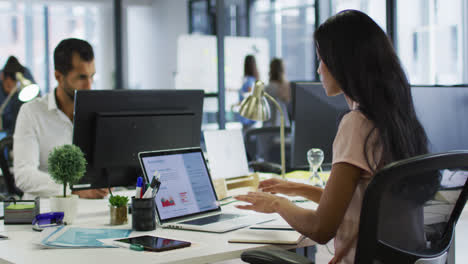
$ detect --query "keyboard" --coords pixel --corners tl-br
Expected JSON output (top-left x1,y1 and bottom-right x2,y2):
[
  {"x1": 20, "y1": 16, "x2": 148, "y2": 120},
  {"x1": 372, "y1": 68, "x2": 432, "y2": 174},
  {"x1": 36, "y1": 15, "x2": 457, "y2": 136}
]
[{"x1": 180, "y1": 213, "x2": 242, "y2": 226}]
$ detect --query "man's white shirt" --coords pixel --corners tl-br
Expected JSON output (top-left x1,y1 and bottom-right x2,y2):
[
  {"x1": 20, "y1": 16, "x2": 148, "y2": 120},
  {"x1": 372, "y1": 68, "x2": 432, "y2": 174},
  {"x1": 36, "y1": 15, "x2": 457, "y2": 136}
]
[{"x1": 13, "y1": 89, "x2": 73, "y2": 199}]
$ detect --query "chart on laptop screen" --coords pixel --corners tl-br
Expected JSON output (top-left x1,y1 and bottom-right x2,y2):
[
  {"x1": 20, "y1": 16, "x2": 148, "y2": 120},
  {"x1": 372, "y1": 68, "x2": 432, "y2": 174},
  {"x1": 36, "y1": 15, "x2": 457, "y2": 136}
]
[{"x1": 141, "y1": 152, "x2": 218, "y2": 220}]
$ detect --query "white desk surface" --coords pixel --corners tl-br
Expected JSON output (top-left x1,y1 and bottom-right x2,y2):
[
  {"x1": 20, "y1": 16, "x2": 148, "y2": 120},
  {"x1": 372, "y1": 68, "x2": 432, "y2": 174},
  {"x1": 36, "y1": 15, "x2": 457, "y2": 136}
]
[
  {"x1": 0, "y1": 191, "x2": 315, "y2": 264},
  {"x1": 1, "y1": 188, "x2": 467, "y2": 264}
]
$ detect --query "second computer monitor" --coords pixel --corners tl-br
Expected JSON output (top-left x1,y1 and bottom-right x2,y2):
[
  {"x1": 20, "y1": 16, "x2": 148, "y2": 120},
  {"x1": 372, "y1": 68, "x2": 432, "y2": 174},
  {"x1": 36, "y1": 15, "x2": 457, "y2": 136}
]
[
  {"x1": 72, "y1": 89, "x2": 204, "y2": 190},
  {"x1": 291, "y1": 82, "x2": 348, "y2": 169}
]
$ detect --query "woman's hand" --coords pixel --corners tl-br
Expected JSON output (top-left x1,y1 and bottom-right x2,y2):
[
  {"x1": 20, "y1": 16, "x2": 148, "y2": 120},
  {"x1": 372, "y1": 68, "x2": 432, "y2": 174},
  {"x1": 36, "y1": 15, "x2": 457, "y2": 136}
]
[
  {"x1": 234, "y1": 191, "x2": 288, "y2": 213},
  {"x1": 258, "y1": 178, "x2": 300, "y2": 196}
]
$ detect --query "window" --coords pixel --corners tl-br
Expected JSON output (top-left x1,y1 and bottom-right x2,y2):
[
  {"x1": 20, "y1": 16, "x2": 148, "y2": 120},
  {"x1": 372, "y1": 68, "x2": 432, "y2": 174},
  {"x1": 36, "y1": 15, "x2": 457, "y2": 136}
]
[
  {"x1": 47, "y1": 5, "x2": 101, "y2": 91},
  {"x1": 188, "y1": 0, "x2": 250, "y2": 129},
  {"x1": 396, "y1": 0, "x2": 466, "y2": 85},
  {"x1": 190, "y1": 0, "x2": 215, "y2": 34},
  {"x1": 250, "y1": 0, "x2": 316, "y2": 81},
  {"x1": 250, "y1": 0, "x2": 386, "y2": 83},
  {"x1": 0, "y1": 2, "x2": 45, "y2": 89},
  {"x1": 0, "y1": 0, "x2": 112, "y2": 94},
  {"x1": 331, "y1": 0, "x2": 386, "y2": 32}
]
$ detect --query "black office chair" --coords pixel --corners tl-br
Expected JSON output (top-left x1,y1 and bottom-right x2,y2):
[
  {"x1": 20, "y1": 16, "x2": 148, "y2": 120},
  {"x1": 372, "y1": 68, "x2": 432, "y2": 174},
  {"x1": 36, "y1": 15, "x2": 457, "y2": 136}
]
[
  {"x1": 0, "y1": 135, "x2": 23, "y2": 197},
  {"x1": 244, "y1": 126, "x2": 291, "y2": 174},
  {"x1": 241, "y1": 151, "x2": 468, "y2": 264}
]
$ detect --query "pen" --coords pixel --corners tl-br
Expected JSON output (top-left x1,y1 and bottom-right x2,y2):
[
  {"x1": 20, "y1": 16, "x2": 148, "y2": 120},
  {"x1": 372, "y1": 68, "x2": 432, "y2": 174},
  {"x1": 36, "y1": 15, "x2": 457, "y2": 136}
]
[
  {"x1": 112, "y1": 241, "x2": 144, "y2": 251},
  {"x1": 135, "y1": 177, "x2": 143, "y2": 199},
  {"x1": 151, "y1": 171, "x2": 162, "y2": 197},
  {"x1": 151, "y1": 180, "x2": 161, "y2": 198},
  {"x1": 141, "y1": 179, "x2": 147, "y2": 198},
  {"x1": 142, "y1": 173, "x2": 161, "y2": 198},
  {"x1": 142, "y1": 185, "x2": 154, "y2": 199}
]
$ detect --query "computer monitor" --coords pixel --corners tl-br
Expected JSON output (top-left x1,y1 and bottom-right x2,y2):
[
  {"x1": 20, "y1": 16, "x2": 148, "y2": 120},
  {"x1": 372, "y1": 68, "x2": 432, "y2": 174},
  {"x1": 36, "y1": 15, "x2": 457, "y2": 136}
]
[
  {"x1": 412, "y1": 86, "x2": 468, "y2": 153},
  {"x1": 72, "y1": 89, "x2": 204, "y2": 190},
  {"x1": 290, "y1": 82, "x2": 348, "y2": 169},
  {"x1": 292, "y1": 84, "x2": 468, "y2": 170}
]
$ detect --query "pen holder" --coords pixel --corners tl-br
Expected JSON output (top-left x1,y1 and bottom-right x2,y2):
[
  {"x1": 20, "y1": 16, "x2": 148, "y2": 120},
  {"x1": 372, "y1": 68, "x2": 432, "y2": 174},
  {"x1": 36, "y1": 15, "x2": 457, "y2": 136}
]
[{"x1": 131, "y1": 196, "x2": 156, "y2": 231}]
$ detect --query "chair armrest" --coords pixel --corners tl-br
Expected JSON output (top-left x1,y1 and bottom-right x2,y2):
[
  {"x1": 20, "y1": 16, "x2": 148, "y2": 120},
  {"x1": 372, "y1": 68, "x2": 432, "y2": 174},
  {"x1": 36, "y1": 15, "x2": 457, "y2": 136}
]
[{"x1": 241, "y1": 248, "x2": 314, "y2": 264}]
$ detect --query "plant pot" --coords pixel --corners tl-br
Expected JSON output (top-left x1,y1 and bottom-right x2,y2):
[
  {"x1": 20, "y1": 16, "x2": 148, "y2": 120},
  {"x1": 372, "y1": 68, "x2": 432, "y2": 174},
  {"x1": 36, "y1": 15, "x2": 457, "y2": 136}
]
[
  {"x1": 110, "y1": 205, "x2": 128, "y2": 225},
  {"x1": 50, "y1": 194, "x2": 79, "y2": 224}
]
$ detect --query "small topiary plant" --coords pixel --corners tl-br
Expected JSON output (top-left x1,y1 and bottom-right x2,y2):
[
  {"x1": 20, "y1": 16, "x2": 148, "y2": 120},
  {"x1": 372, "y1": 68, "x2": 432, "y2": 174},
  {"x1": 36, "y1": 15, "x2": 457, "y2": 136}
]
[
  {"x1": 109, "y1": 195, "x2": 129, "y2": 208},
  {"x1": 48, "y1": 144, "x2": 87, "y2": 197}
]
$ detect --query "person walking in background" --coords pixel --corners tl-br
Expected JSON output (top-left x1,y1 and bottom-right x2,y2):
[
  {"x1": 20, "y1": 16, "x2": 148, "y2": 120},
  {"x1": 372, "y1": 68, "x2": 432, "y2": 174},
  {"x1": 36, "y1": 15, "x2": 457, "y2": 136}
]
[
  {"x1": 0, "y1": 56, "x2": 36, "y2": 135},
  {"x1": 264, "y1": 58, "x2": 291, "y2": 127},
  {"x1": 238, "y1": 54, "x2": 259, "y2": 129}
]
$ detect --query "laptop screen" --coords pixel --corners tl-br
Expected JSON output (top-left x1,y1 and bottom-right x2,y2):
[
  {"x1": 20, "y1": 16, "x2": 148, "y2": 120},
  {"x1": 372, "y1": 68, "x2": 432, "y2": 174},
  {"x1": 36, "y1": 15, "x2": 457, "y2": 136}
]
[{"x1": 139, "y1": 148, "x2": 219, "y2": 222}]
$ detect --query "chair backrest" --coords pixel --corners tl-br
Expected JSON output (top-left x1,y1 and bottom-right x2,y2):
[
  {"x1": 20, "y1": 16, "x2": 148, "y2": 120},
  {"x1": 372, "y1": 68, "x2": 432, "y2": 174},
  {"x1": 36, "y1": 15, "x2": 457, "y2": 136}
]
[
  {"x1": 355, "y1": 151, "x2": 468, "y2": 264},
  {"x1": 244, "y1": 126, "x2": 291, "y2": 165},
  {"x1": 0, "y1": 135, "x2": 23, "y2": 197}
]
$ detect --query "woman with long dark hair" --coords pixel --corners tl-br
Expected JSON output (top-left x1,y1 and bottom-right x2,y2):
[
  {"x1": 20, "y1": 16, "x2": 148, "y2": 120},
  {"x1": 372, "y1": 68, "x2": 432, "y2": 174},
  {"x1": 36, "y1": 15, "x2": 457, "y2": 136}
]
[
  {"x1": 264, "y1": 58, "x2": 291, "y2": 127},
  {"x1": 238, "y1": 54, "x2": 260, "y2": 128},
  {"x1": 0, "y1": 56, "x2": 35, "y2": 135},
  {"x1": 235, "y1": 10, "x2": 428, "y2": 263}
]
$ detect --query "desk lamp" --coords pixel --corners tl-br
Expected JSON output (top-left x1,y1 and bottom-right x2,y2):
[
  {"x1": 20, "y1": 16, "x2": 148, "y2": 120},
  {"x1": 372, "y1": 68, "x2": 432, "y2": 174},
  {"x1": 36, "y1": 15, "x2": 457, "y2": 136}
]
[
  {"x1": 0, "y1": 72, "x2": 40, "y2": 130},
  {"x1": 239, "y1": 80, "x2": 286, "y2": 179}
]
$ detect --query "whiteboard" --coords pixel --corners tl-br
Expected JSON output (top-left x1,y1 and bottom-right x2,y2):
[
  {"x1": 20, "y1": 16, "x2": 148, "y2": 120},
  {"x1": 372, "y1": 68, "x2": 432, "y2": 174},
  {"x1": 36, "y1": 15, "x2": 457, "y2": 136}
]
[
  {"x1": 175, "y1": 34, "x2": 218, "y2": 93},
  {"x1": 175, "y1": 34, "x2": 269, "y2": 96}
]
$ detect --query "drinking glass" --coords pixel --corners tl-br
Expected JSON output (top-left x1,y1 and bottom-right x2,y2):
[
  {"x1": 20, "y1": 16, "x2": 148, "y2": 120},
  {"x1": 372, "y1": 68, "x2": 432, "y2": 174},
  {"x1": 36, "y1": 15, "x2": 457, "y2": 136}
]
[{"x1": 307, "y1": 148, "x2": 325, "y2": 187}]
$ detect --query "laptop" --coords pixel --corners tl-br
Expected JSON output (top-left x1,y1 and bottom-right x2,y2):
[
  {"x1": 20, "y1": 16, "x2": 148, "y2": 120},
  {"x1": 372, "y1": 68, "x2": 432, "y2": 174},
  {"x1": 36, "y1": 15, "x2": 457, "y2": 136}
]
[
  {"x1": 203, "y1": 129, "x2": 250, "y2": 179},
  {"x1": 138, "y1": 147, "x2": 273, "y2": 233}
]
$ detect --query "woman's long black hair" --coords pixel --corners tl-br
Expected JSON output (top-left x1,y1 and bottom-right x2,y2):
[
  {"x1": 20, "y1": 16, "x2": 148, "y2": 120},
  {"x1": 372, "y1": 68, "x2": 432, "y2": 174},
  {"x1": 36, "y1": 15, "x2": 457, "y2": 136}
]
[
  {"x1": 314, "y1": 10, "x2": 428, "y2": 170},
  {"x1": 244, "y1": 55, "x2": 259, "y2": 80}
]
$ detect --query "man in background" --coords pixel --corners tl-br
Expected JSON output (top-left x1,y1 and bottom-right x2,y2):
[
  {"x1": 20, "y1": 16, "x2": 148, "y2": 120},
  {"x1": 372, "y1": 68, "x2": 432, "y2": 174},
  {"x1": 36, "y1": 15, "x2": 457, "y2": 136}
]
[
  {"x1": 14, "y1": 38, "x2": 109, "y2": 199},
  {"x1": 0, "y1": 56, "x2": 36, "y2": 135}
]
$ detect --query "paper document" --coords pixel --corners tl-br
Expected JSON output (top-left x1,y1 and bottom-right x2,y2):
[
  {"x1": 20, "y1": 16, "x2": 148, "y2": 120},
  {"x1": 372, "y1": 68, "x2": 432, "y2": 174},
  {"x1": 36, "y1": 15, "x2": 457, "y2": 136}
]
[
  {"x1": 38, "y1": 226, "x2": 132, "y2": 248},
  {"x1": 228, "y1": 228, "x2": 303, "y2": 245},
  {"x1": 249, "y1": 218, "x2": 293, "y2": 230}
]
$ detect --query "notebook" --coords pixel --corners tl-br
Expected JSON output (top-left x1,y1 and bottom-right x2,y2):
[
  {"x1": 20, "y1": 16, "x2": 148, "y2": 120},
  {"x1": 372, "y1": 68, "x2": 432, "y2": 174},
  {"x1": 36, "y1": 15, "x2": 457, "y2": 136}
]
[
  {"x1": 249, "y1": 218, "x2": 294, "y2": 231},
  {"x1": 138, "y1": 147, "x2": 273, "y2": 233},
  {"x1": 228, "y1": 229, "x2": 304, "y2": 245},
  {"x1": 37, "y1": 226, "x2": 132, "y2": 248}
]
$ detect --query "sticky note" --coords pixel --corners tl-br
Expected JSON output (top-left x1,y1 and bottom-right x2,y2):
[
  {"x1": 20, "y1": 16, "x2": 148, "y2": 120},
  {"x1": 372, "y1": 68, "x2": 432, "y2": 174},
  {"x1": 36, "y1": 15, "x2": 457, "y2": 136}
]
[{"x1": 6, "y1": 204, "x2": 35, "y2": 210}]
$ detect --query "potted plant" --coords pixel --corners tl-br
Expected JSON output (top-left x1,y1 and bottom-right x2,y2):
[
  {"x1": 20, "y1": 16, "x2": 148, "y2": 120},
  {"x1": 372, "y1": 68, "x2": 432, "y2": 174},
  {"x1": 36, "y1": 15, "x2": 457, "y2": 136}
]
[
  {"x1": 48, "y1": 144, "x2": 87, "y2": 224},
  {"x1": 109, "y1": 195, "x2": 129, "y2": 225}
]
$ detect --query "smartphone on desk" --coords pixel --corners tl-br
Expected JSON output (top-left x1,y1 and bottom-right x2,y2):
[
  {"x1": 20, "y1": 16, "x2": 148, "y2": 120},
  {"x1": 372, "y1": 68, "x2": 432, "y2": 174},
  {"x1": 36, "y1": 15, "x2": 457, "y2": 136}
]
[{"x1": 115, "y1": 235, "x2": 191, "y2": 252}]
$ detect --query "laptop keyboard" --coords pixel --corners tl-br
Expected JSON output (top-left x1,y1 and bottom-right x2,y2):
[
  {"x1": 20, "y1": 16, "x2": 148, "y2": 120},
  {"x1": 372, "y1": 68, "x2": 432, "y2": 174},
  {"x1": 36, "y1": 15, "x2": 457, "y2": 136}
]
[{"x1": 180, "y1": 213, "x2": 242, "y2": 226}]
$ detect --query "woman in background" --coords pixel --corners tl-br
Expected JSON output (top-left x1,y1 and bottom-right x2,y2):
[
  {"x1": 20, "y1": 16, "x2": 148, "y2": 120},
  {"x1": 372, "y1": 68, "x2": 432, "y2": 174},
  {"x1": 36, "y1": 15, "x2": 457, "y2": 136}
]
[
  {"x1": 0, "y1": 56, "x2": 36, "y2": 135},
  {"x1": 238, "y1": 54, "x2": 259, "y2": 129},
  {"x1": 264, "y1": 58, "x2": 291, "y2": 127}
]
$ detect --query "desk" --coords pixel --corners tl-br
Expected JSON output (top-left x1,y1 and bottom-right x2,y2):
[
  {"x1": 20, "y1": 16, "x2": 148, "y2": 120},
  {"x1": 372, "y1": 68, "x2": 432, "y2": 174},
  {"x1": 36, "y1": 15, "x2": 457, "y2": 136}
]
[{"x1": 0, "y1": 191, "x2": 315, "y2": 264}]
